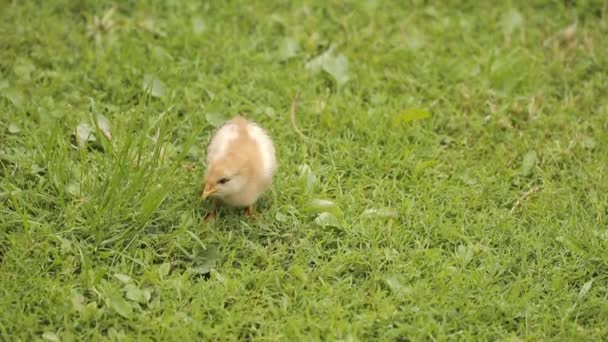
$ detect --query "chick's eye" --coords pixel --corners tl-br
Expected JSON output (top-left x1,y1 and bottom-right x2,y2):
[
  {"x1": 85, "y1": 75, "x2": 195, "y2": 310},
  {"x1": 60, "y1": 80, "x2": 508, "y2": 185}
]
[{"x1": 218, "y1": 177, "x2": 230, "y2": 184}]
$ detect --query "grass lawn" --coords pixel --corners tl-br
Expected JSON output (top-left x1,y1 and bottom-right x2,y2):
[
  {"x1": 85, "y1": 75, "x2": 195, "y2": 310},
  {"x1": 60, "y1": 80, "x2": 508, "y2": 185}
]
[{"x1": 1, "y1": 0, "x2": 608, "y2": 340}]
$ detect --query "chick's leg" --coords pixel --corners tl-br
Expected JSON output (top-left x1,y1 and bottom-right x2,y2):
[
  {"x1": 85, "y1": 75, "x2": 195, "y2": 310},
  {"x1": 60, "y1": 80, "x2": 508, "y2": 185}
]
[
  {"x1": 205, "y1": 201, "x2": 217, "y2": 222},
  {"x1": 244, "y1": 205, "x2": 256, "y2": 219}
]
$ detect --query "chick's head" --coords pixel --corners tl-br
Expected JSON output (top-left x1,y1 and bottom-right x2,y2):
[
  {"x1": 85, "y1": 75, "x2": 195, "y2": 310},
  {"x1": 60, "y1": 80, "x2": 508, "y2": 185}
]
[{"x1": 201, "y1": 154, "x2": 250, "y2": 200}]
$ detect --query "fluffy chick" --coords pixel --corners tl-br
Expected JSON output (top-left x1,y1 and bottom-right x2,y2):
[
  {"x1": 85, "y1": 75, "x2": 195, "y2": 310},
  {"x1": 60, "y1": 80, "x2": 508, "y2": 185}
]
[{"x1": 201, "y1": 116, "x2": 277, "y2": 218}]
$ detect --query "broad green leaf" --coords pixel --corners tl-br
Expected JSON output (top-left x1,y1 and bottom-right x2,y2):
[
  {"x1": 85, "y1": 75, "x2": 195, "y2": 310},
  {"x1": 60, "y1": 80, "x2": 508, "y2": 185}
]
[
  {"x1": 83, "y1": 302, "x2": 101, "y2": 322},
  {"x1": 31, "y1": 163, "x2": 45, "y2": 175},
  {"x1": 269, "y1": 14, "x2": 287, "y2": 27},
  {"x1": 76, "y1": 122, "x2": 96, "y2": 148},
  {"x1": 384, "y1": 275, "x2": 413, "y2": 295},
  {"x1": 278, "y1": 37, "x2": 299, "y2": 61},
  {"x1": 501, "y1": 9, "x2": 524, "y2": 36},
  {"x1": 458, "y1": 171, "x2": 477, "y2": 186},
  {"x1": 397, "y1": 108, "x2": 430, "y2": 123},
  {"x1": 361, "y1": 207, "x2": 398, "y2": 218},
  {"x1": 190, "y1": 245, "x2": 220, "y2": 275},
  {"x1": 2, "y1": 88, "x2": 24, "y2": 108},
  {"x1": 384, "y1": 248, "x2": 399, "y2": 261},
  {"x1": 58, "y1": 236, "x2": 73, "y2": 254},
  {"x1": 305, "y1": 47, "x2": 334, "y2": 73},
  {"x1": 424, "y1": 6, "x2": 439, "y2": 18},
  {"x1": 305, "y1": 47, "x2": 350, "y2": 88},
  {"x1": 42, "y1": 332, "x2": 60, "y2": 342},
  {"x1": 557, "y1": 236, "x2": 585, "y2": 255},
  {"x1": 66, "y1": 181, "x2": 81, "y2": 196},
  {"x1": 143, "y1": 75, "x2": 167, "y2": 98},
  {"x1": 107, "y1": 289, "x2": 132, "y2": 318},
  {"x1": 211, "y1": 269, "x2": 225, "y2": 283},
  {"x1": 107, "y1": 328, "x2": 126, "y2": 340},
  {"x1": 275, "y1": 212, "x2": 290, "y2": 222},
  {"x1": 406, "y1": 31, "x2": 425, "y2": 50},
  {"x1": 314, "y1": 212, "x2": 341, "y2": 228},
  {"x1": 139, "y1": 183, "x2": 169, "y2": 223},
  {"x1": 14, "y1": 59, "x2": 35, "y2": 81},
  {"x1": 192, "y1": 17, "x2": 207, "y2": 35},
  {"x1": 578, "y1": 279, "x2": 593, "y2": 301},
  {"x1": 298, "y1": 164, "x2": 317, "y2": 194},
  {"x1": 310, "y1": 199, "x2": 336, "y2": 208},
  {"x1": 289, "y1": 265, "x2": 308, "y2": 283},
  {"x1": 455, "y1": 245, "x2": 474, "y2": 266},
  {"x1": 413, "y1": 159, "x2": 438, "y2": 176},
  {"x1": 114, "y1": 273, "x2": 132, "y2": 284},
  {"x1": 124, "y1": 284, "x2": 151, "y2": 304},
  {"x1": 71, "y1": 290, "x2": 85, "y2": 313},
  {"x1": 95, "y1": 114, "x2": 112, "y2": 140},
  {"x1": 307, "y1": 199, "x2": 342, "y2": 217},
  {"x1": 262, "y1": 106, "x2": 276, "y2": 118},
  {"x1": 313, "y1": 98, "x2": 327, "y2": 114},
  {"x1": 8, "y1": 123, "x2": 20, "y2": 134},
  {"x1": 521, "y1": 150, "x2": 537, "y2": 176},
  {"x1": 582, "y1": 136, "x2": 597, "y2": 150},
  {"x1": 363, "y1": 0, "x2": 379, "y2": 11},
  {"x1": 205, "y1": 112, "x2": 226, "y2": 127},
  {"x1": 158, "y1": 263, "x2": 171, "y2": 278},
  {"x1": 151, "y1": 45, "x2": 173, "y2": 63},
  {"x1": 322, "y1": 54, "x2": 349, "y2": 88}
]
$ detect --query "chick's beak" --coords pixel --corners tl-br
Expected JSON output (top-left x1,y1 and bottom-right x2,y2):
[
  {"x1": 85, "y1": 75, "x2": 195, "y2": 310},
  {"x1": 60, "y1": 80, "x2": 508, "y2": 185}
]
[{"x1": 201, "y1": 183, "x2": 217, "y2": 199}]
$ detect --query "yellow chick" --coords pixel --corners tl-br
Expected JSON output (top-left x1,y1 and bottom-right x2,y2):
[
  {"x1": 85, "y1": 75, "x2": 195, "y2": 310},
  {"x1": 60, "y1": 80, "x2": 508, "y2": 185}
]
[{"x1": 201, "y1": 116, "x2": 277, "y2": 219}]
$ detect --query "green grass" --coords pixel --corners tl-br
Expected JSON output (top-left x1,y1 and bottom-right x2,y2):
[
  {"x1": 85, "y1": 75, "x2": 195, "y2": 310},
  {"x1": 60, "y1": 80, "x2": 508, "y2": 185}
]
[{"x1": 1, "y1": 0, "x2": 608, "y2": 340}]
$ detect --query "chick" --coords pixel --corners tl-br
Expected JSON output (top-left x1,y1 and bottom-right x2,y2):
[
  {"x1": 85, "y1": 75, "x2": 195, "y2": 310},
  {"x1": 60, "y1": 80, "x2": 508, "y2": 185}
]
[{"x1": 201, "y1": 116, "x2": 277, "y2": 219}]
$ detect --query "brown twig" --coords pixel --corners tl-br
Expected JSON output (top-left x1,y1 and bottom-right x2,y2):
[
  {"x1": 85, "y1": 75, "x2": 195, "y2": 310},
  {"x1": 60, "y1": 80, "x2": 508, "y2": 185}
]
[{"x1": 510, "y1": 185, "x2": 542, "y2": 214}]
